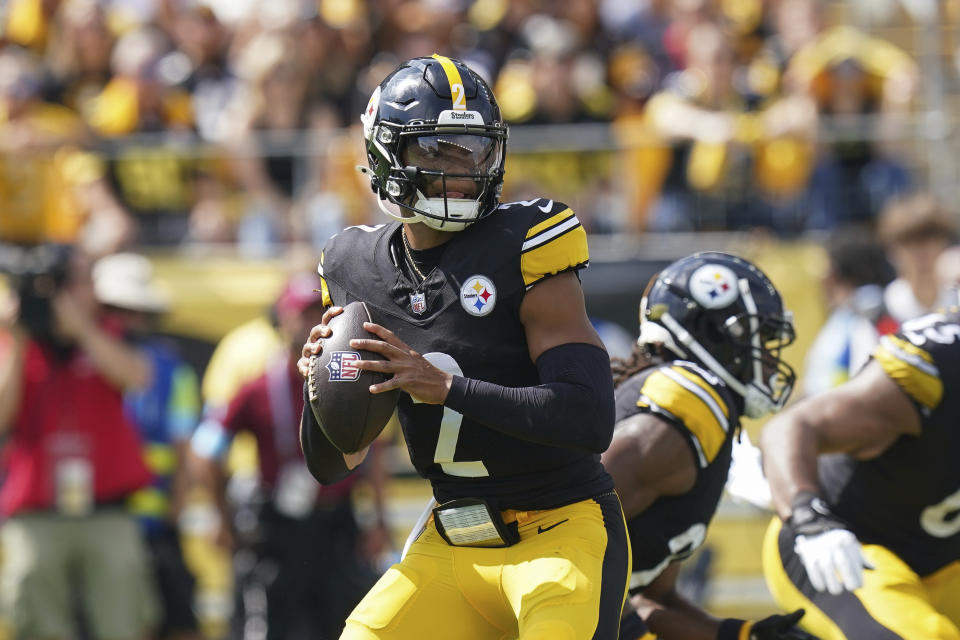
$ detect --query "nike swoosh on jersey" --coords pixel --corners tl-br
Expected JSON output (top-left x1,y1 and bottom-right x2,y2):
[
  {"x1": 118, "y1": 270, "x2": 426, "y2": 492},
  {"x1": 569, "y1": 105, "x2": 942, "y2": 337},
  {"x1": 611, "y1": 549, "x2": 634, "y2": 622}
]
[
  {"x1": 537, "y1": 519, "x2": 569, "y2": 534},
  {"x1": 537, "y1": 200, "x2": 554, "y2": 212}
]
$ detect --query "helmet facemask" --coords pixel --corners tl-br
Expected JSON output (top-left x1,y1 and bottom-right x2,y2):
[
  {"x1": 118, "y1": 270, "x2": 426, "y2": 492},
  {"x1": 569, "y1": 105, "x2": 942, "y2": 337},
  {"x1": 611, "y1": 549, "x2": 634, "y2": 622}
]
[
  {"x1": 639, "y1": 255, "x2": 797, "y2": 419},
  {"x1": 392, "y1": 130, "x2": 504, "y2": 231}
]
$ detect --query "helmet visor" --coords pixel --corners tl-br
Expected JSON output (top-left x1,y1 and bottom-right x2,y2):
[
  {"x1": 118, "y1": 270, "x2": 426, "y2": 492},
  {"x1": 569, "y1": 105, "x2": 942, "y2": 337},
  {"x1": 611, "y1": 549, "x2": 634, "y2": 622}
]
[{"x1": 401, "y1": 134, "x2": 502, "y2": 177}]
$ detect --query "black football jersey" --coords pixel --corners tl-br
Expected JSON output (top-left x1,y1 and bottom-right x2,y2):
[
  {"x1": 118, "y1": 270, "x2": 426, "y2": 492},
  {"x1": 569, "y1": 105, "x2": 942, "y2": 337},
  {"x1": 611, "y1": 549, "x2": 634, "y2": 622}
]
[
  {"x1": 316, "y1": 199, "x2": 613, "y2": 510},
  {"x1": 819, "y1": 308, "x2": 960, "y2": 577},
  {"x1": 615, "y1": 360, "x2": 741, "y2": 591}
]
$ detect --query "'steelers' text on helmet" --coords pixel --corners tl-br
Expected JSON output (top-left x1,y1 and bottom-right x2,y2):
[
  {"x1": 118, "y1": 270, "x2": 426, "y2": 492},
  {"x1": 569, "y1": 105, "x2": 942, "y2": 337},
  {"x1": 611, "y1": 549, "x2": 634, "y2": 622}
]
[
  {"x1": 638, "y1": 252, "x2": 797, "y2": 418},
  {"x1": 358, "y1": 54, "x2": 508, "y2": 232}
]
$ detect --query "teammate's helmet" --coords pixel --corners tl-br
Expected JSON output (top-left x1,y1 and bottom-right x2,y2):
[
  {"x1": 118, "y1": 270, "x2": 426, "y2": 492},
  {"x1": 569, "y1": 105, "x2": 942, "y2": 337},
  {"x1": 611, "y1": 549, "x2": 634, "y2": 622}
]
[
  {"x1": 359, "y1": 55, "x2": 508, "y2": 232},
  {"x1": 638, "y1": 252, "x2": 796, "y2": 418}
]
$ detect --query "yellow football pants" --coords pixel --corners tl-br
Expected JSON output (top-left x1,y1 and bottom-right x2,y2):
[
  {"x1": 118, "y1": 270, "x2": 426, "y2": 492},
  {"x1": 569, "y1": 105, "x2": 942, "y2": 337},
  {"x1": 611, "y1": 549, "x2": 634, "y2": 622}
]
[
  {"x1": 763, "y1": 517, "x2": 960, "y2": 640},
  {"x1": 341, "y1": 492, "x2": 631, "y2": 640}
]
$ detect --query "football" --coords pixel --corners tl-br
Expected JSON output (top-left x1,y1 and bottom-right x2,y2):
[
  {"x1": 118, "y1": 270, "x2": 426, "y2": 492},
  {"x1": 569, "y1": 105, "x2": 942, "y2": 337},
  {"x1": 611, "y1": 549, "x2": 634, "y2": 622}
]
[{"x1": 307, "y1": 301, "x2": 400, "y2": 454}]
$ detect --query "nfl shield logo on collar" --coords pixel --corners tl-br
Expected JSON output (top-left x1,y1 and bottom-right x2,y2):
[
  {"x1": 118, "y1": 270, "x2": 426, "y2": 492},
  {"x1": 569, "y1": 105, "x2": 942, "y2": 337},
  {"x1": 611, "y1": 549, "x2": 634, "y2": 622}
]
[{"x1": 410, "y1": 292, "x2": 427, "y2": 315}]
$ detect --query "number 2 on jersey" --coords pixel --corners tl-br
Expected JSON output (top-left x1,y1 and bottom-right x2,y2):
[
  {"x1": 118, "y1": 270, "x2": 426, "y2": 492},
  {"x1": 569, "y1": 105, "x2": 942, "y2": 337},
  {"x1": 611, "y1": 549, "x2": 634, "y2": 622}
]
[{"x1": 415, "y1": 352, "x2": 488, "y2": 478}]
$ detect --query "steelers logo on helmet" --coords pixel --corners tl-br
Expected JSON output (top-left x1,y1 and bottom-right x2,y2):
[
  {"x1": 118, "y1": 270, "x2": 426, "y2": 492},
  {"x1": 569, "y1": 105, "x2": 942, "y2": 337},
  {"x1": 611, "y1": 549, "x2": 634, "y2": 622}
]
[
  {"x1": 361, "y1": 85, "x2": 381, "y2": 140},
  {"x1": 689, "y1": 264, "x2": 740, "y2": 309},
  {"x1": 460, "y1": 275, "x2": 496, "y2": 316}
]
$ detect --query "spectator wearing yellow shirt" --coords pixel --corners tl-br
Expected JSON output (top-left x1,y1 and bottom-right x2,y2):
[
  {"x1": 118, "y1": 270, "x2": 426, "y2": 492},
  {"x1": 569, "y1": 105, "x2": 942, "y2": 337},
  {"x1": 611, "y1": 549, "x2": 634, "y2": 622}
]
[
  {"x1": 788, "y1": 24, "x2": 918, "y2": 229},
  {"x1": 0, "y1": 46, "x2": 134, "y2": 254},
  {"x1": 640, "y1": 22, "x2": 816, "y2": 232},
  {"x1": 84, "y1": 26, "x2": 200, "y2": 245}
]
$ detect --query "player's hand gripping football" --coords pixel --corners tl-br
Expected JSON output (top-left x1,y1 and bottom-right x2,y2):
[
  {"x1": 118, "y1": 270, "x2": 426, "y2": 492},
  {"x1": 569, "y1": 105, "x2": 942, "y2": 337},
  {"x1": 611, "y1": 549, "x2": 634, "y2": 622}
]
[
  {"x1": 349, "y1": 322, "x2": 452, "y2": 405},
  {"x1": 749, "y1": 609, "x2": 819, "y2": 639},
  {"x1": 298, "y1": 306, "x2": 344, "y2": 380},
  {"x1": 789, "y1": 492, "x2": 873, "y2": 595}
]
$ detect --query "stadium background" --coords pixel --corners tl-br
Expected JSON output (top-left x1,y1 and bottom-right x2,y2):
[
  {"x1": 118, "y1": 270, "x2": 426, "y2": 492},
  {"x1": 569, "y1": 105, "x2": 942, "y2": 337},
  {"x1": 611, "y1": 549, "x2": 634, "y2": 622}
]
[{"x1": 0, "y1": 0, "x2": 958, "y2": 637}]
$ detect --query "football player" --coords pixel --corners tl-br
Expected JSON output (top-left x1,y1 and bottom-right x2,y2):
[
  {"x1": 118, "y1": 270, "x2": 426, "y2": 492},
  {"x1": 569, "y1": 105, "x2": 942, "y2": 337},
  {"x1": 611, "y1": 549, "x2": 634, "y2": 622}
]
[
  {"x1": 602, "y1": 252, "x2": 817, "y2": 640},
  {"x1": 297, "y1": 55, "x2": 629, "y2": 639},
  {"x1": 761, "y1": 302, "x2": 960, "y2": 638}
]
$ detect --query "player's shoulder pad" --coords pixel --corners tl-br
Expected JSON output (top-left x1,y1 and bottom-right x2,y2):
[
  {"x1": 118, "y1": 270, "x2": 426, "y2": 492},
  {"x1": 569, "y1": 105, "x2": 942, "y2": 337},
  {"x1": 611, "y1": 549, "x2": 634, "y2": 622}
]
[
  {"x1": 317, "y1": 224, "x2": 390, "y2": 307},
  {"x1": 496, "y1": 198, "x2": 589, "y2": 288},
  {"x1": 635, "y1": 360, "x2": 734, "y2": 467},
  {"x1": 874, "y1": 310, "x2": 960, "y2": 411}
]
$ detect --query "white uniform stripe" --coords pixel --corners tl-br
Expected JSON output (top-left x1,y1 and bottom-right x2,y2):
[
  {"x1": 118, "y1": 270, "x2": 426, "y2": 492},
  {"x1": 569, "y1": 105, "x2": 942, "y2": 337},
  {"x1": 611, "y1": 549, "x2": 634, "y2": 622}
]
[
  {"x1": 660, "y1": 367, "x2": 729, "y2": 433},
  {"x1": 521, "y1": 216, "x2": 580, "y2": 252},
  {"x1": 630, "y1": 557, "x2": 672, "y2": 590},
  {"x1": 881, "y1": 336, "x2": 940, "y2": 377}
]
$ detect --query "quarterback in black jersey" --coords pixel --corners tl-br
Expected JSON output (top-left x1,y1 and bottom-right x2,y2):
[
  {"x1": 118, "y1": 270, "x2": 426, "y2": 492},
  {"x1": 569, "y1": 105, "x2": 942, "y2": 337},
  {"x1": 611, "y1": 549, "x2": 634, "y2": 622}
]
[
  {"x1": 297, "y1": 55, "x2": 629, "y2": 640},
  {"x1": 601, "y1": 253, "x2": 816, "y2": 640},
  {"x1": 762, "y1": 303, "x2": 960, "y2": 640}
]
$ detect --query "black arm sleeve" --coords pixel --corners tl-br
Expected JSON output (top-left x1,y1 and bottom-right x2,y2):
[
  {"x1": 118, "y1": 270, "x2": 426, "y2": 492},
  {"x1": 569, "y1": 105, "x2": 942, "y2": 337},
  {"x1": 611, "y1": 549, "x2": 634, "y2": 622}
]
[
  {"x1": 443, "y1": 342, "x2": 615, "y2": 453},
  {"x1": 299, "y1": 383, "x2": 352, "y2": 485}
]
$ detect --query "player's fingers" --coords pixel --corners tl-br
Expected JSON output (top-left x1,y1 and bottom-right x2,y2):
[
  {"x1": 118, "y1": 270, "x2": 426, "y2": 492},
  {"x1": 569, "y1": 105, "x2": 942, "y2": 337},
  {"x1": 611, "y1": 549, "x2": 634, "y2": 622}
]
[
  {"x1": 308, "y1": 324, "x2": 332, "y2": 341},
  {"x1": 297, "y1": 356, "x2": 311, "y2": 379},
  {"x1": 349, "y1": 338, "x2": 406, "y2": 359},
  {"x1": 822, "y1": 558, "x2": 843, "y2": 595},
  {"x1": 353, "y1": 359, "x2": 399, "y2": 373},
  {"x1": 836, "y1": 544, "x2": 864, "y2": 591},
  {"x1": 804, "y1": 561, "x2": 827, "y2": 591},
  {"x1": 362, "y1": 322, "x2": 410, "y2": 349},
  {"x1": 321, "y1": 306, "x2": 343, "y2": 325},
  {"x1": 781, "y1": 609, "x2": 804, "y2": 628},
  {"x1": 369, "y1": 377, "x2": 400, "y2": 394},
  {"x1": 302, "y1": 339, "x2": 323, "y2": 358}
]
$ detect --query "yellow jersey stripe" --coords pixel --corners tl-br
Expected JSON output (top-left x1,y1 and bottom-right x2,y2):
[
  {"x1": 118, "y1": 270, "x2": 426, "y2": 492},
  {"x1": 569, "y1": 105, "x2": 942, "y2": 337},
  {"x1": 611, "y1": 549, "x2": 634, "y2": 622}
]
[
  {"x1": 431, "y1": 54, "x2": 465, "y2": 110},
  {"x1": 318, "y1": 251, "x2": 333, "y2": 307},
  {"x1": 669, "y1": 365, "x2": 729, "y2": 419},
  {"x1": 886, "y1": 334, "x2": 935, "y2": 366},
  {"x1": 526, "y1": 208, "x2": 575, "y2": 239},
  {"x1": 661, "y1": 367, "x2": 729, "y2": 433},
  {"x1": 520, "y1": 224, "x2": 589, "y2": 287},
  {"x1": 319, "y1": 277, "x2": 332, "y2": 307},
  {"x1": 639, "y1": 370, "x2": 727, "y2": 466},
  {"x1": 875, "y1": 337, "x2": 942, "y2": 409}
]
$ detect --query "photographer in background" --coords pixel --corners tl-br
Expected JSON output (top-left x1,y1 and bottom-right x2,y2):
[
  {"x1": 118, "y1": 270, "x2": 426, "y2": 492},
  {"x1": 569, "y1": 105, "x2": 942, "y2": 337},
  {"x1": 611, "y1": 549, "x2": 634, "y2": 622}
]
[
  {"x1": 0, "y1": 244, "x2": 160, "y2": 640},
  {"x1": 94, "y1": 252, "x2": 204, "y2": 640}
]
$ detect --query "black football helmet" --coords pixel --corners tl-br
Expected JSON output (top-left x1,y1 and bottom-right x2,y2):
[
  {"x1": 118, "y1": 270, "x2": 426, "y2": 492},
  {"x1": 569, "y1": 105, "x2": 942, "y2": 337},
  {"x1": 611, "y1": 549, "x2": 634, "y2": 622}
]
[
  {"x1": 358, "y1": 54, "x2": 508, "y2": 231},
  {"x1": 638, "y1": 252, "x2": 796, "y2": 418}
]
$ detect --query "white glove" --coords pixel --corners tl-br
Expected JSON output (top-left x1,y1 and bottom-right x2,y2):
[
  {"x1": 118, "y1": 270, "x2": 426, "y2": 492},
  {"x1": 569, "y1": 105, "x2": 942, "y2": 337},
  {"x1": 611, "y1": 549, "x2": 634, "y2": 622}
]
[
  {"x1": 794, "y1": 528, "x2": 870, "y2": 594},
  {"x1": 789, "y1": 492, "x2": 874, "y2": 595}
]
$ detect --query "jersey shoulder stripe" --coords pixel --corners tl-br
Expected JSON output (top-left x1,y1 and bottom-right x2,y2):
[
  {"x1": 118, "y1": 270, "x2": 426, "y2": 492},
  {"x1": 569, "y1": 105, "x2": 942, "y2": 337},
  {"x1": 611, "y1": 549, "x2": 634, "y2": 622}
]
[
  {"x1": 637, "y1": 364, "x2": 731, "y2": 467},
  {"x1": 317, "y1": 250, "x2": 333, "y2": 307},
  {"x1": 874, "y1": 334, "x2": 943, "y2": 410},
  {"x1": 517, "y1": 203, "x2": 589, "y2": 288}
]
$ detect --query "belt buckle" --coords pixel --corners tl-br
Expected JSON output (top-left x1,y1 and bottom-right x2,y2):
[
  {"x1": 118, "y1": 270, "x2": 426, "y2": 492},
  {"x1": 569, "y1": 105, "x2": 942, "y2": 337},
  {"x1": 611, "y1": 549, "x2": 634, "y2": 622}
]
[{"x1": 432, "y1": 498, "x2": 519, "y2": 548}]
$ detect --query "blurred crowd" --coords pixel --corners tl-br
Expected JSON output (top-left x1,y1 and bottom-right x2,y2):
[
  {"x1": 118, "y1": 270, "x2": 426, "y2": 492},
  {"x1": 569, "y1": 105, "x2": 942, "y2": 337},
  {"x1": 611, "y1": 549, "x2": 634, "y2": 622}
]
[
  {"x1": 0, "y1": 0, "x2": 952, "y2": 252},
  {"x1": 1, "y1": 1, "x2": 960, "y2": 638}
]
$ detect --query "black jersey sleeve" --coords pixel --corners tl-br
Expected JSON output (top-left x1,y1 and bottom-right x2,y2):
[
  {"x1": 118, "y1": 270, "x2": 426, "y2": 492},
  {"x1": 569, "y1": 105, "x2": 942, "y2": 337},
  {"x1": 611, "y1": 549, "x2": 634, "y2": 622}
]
[
  {"x1": 317, "y1": 224, "x2": 388, "y2": 307},
  {"x1": 299, "y1": 383, "x2": 352, "y2": 485}
]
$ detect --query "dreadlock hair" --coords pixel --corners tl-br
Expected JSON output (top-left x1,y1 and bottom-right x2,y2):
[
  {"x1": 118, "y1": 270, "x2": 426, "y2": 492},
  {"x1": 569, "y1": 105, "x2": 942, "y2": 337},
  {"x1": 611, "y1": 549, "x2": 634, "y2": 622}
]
[{"x1": 611, "y1": 341, "x2": 667, "y2": 388}]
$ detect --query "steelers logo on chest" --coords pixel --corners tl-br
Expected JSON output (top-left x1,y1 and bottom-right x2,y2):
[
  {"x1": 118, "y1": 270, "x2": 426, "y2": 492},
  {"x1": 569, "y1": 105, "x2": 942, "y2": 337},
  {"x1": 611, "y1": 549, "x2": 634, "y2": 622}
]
[{"x1": 460, "y1": 275, "x2": 497, "y2": 316}]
